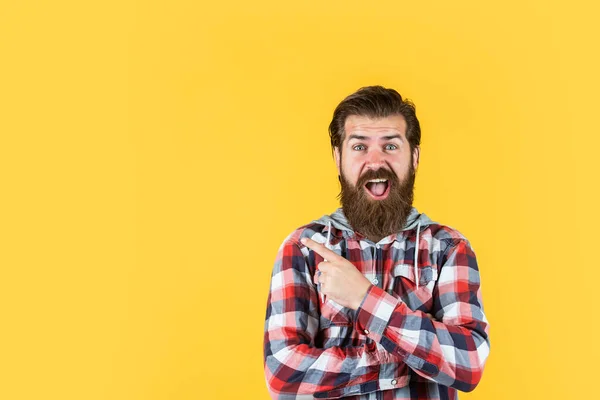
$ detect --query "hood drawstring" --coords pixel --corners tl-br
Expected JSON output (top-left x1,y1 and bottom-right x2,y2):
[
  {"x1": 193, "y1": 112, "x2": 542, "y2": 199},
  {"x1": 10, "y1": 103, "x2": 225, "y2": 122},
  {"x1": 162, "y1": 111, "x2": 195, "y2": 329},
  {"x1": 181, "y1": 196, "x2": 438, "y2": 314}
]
[
  {"x1": 415, "y1": 221, "x2": 421, "y2": 290},
  {"x1": 320, "y1": 221, "x2": 333, "y2": 303}
]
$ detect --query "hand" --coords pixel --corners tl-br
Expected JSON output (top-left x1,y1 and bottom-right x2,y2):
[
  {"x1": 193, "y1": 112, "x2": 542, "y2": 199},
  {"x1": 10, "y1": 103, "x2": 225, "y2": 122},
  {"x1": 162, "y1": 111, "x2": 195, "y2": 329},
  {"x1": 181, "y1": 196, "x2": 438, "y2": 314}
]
[{"x1": 300, "y1": 237, "x2": 372, "y2": 310}]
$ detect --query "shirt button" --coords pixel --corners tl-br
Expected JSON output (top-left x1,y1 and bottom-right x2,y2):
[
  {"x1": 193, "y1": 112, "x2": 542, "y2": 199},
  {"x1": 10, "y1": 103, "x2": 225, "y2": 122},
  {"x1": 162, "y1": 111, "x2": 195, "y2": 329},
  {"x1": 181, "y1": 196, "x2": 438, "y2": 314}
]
[
  {"x1": 363, "y1": 329, "x2": 370, "y2": 335},
  {"x1": 371, "y1": 277, "x2": 379, "y2": 285},
  {"x1": 391, "y1": 379, "x2": 397, "y2": 385}
]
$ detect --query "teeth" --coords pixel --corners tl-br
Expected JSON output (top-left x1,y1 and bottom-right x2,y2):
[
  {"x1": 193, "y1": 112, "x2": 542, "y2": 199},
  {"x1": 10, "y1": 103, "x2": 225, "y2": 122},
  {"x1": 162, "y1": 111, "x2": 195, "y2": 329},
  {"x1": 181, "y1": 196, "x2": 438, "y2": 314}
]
[{"x1": 368, "y1": 179, "x2": 387, "y2": 183}]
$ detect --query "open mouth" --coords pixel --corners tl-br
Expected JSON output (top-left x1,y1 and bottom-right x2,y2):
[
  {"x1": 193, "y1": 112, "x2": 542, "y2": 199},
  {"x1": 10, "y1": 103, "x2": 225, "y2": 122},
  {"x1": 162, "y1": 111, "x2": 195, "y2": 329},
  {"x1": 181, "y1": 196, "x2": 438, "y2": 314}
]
[{"x1": 364, "y1": 178, "x2": 390, "y2": 200}]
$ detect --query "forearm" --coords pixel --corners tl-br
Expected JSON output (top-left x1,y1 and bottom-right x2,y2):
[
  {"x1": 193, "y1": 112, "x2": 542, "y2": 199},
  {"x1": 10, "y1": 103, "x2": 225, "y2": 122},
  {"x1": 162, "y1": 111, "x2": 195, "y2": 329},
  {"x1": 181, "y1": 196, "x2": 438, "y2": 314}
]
[
  {"x1": 354, "y1": 238, "x2": 491, "y2": 392},
  {"x1": 355, "y1": 285, "x2": 489, "y2": 391},
  {"x1": 264, "y1": 334, "x2": 389, "y2": 398},
  {"x1": 264, "y1": 238, "x2": 389, "y2": 398}
]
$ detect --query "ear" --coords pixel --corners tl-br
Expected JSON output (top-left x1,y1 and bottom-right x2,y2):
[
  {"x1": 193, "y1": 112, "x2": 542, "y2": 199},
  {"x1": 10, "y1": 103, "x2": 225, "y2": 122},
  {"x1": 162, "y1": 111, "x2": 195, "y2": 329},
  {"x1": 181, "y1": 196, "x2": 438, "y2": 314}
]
[
  {"x1": 333, "y1": 147, "x2": 342, "y2": 175},
  {"x1": 412, "y1": 146, "x2": 420, "y2": 171}
]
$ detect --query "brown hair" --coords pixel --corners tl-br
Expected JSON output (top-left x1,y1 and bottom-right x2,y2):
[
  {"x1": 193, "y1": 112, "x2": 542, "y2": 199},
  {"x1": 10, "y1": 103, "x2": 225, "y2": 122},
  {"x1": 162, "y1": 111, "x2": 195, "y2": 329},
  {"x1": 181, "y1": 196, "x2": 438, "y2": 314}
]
[{"x1": 328, "y1": 85, "x2": 421, "y2": 153}]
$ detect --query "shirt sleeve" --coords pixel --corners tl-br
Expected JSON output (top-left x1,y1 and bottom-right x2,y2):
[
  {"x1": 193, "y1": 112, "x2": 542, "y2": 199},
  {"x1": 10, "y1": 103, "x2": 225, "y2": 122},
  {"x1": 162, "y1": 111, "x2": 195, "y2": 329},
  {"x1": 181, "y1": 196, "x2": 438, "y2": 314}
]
[
  {"x1": 353, "y1": 239, "x2": 491, "y2": 393},
  {"x1": 263, "y1": 238, "x2": 396, "y2": 399}
]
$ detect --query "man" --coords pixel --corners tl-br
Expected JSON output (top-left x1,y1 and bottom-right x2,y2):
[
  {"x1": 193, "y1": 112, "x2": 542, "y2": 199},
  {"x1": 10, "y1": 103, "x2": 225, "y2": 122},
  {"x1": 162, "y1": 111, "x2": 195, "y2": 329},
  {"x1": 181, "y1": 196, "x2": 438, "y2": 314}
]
[{"x1": 263, "y1": 86, "x2": 490, "y2": 400}]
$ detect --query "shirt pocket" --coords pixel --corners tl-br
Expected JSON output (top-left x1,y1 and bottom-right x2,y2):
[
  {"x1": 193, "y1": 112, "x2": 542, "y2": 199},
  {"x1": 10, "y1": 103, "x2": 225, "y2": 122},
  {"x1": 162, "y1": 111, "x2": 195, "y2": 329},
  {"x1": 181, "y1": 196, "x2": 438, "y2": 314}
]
[{"x1": 388, "y1": 264, "x2": 438, "y2": 312}]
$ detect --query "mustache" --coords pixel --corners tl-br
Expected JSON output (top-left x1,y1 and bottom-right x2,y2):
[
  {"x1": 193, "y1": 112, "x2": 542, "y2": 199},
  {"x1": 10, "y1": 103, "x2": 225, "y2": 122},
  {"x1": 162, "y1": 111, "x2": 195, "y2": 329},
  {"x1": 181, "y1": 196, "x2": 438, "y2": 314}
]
[{"x1": 356, "y1": 168, "x2": 398, "y2": 188}]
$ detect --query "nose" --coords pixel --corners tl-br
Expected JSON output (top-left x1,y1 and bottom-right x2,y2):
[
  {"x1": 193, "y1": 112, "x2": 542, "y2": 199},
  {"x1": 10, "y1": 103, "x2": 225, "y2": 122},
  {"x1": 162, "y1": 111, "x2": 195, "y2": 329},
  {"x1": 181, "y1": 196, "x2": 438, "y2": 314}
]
[{"x1": 365, "y1": 149, "x2": 386, "y2": 170}]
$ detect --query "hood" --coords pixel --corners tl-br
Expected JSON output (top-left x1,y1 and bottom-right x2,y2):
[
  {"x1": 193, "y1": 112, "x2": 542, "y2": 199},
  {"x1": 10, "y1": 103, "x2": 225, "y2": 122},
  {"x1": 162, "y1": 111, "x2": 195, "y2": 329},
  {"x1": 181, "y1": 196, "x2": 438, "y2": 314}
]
[{"x1": 311, "y1": 207, "x2": 436, "y2": 290}]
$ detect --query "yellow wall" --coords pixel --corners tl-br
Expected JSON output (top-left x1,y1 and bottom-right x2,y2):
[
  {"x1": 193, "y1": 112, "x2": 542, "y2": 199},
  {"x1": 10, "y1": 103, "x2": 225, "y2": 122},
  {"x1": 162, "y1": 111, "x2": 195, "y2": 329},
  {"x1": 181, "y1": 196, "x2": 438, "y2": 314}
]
[{"x1": 2, "y1": 1, "x2": 599, "y2": 399}]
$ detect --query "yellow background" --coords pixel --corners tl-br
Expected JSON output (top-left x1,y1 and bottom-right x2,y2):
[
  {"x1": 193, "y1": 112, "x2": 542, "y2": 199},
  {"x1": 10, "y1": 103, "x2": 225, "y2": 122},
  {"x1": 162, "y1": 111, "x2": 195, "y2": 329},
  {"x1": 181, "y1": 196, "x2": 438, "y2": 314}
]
[{"x1": 1, "y1": 1, "x2": 599, "y2": 399}]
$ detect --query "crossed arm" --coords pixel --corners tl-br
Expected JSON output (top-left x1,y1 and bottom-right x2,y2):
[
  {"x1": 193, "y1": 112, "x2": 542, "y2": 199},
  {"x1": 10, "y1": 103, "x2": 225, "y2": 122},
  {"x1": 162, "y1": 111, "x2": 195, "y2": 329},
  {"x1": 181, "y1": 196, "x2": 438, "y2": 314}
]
[{"x1": 263, "y1": 237, "x2": 490, "y2": 399}]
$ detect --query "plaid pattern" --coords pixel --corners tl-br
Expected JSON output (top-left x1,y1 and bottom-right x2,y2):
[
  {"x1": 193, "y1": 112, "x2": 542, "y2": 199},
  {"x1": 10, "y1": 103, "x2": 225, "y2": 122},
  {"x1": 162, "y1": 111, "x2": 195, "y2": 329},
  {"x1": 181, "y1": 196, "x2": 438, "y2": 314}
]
[{"x1": 264, "y1": 212, "x2": 490, "y2": 399}]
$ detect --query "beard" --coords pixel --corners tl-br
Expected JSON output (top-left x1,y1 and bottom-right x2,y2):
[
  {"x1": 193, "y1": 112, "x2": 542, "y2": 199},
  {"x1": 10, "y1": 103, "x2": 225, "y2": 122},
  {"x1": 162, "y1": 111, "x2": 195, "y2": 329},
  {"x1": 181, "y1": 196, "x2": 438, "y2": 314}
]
[{"x1": 338, "y1": 164, "x2": 415, "y2": 243}]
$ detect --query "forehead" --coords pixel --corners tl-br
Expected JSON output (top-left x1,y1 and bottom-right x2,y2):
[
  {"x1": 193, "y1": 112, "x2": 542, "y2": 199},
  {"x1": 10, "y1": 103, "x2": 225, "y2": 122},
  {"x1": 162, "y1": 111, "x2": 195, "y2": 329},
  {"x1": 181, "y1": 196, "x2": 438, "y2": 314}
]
[{"x1": 343, "y1": 114, "x2": 407, "y2": 141}]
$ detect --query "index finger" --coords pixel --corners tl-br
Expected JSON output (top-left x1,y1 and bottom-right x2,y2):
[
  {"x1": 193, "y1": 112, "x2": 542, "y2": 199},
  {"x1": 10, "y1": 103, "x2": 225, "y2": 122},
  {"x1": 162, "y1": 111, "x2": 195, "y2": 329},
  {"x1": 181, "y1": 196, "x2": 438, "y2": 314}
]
[{"x1": 300, "y1": 237, "x2": 341, "y2": 261}]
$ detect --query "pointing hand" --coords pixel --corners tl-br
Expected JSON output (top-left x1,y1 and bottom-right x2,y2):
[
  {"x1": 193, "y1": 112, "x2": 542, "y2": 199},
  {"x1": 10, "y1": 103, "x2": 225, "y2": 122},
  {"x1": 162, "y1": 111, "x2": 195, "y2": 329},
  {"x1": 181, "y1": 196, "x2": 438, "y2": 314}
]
[{"x1": 301, "y1": 237, "x2": 372, "y2": 310}]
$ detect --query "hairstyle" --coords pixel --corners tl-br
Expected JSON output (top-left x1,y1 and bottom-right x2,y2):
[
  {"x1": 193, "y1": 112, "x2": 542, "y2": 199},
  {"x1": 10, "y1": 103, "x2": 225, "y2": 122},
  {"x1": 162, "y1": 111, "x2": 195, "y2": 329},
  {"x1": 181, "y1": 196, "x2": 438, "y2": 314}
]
[{"x1": 328, "y1": 85, "x2": 421, "y2": 154}]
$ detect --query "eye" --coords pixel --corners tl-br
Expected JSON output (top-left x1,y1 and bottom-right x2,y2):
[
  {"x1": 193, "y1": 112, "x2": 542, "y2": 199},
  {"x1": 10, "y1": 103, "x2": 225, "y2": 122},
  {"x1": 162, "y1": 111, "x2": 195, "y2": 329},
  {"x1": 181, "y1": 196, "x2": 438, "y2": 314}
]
[
  {"x1": 384, "y1": 143, "x2": 398, "y2": 151},
  {"x1": 352, "y1": 144, "x2": 366, "y2": 151}
]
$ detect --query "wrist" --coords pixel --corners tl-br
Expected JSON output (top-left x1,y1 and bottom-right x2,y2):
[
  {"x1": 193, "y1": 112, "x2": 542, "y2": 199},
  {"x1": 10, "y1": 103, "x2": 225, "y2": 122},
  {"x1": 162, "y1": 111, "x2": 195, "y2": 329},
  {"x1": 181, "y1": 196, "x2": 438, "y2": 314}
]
[{"x1": 351, "y1": 282, "x2": 372, "y2": 310}]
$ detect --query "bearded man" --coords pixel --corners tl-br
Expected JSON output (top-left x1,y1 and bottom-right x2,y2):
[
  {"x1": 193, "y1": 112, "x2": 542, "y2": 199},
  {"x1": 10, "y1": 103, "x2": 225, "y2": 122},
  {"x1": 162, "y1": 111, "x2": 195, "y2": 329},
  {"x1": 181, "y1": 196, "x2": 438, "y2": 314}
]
[{"x1": 263, "y1": 86, "x2": 490, "y2": 400}]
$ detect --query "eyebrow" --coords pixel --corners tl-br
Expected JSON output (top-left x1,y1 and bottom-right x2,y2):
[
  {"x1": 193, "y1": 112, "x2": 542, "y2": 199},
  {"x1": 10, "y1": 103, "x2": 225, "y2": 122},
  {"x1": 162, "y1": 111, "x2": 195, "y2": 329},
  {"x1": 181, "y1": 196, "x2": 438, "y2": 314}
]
[{"x1": 347, "y1": 134, "x2": 403, "y2": 141}]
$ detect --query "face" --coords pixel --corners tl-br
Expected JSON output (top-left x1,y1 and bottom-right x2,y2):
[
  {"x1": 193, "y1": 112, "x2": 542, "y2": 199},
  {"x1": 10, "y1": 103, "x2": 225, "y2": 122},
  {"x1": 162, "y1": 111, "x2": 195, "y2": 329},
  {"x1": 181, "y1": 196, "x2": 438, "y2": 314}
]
[
  {"x1": 334, "y1": 114, "x2": 419, "y2": 199},
  {"x1": 334, "y1": 114, "x2": 420, "y2": 242}
]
